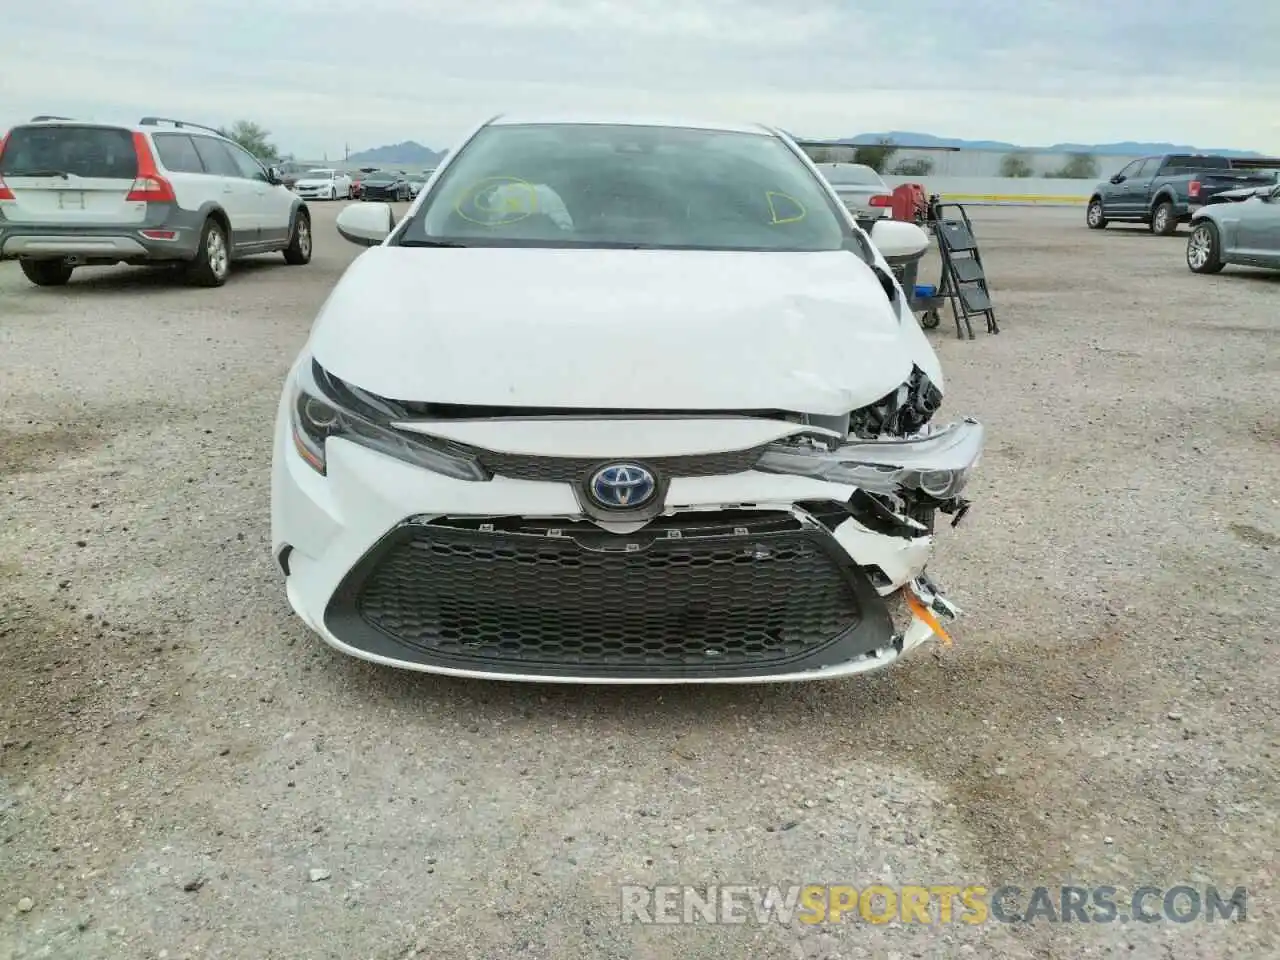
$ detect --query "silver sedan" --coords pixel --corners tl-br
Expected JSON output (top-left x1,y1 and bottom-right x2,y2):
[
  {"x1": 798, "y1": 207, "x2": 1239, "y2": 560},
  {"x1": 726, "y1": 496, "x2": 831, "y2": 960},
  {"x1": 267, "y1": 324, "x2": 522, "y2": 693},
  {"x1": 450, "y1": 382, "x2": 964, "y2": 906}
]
[
  {"x1": 1186, "y1": 182, "x2": 1280, "y2": 274},
  {"x1": 813, "y1": 162, "x2": 894, "y2": 227}
]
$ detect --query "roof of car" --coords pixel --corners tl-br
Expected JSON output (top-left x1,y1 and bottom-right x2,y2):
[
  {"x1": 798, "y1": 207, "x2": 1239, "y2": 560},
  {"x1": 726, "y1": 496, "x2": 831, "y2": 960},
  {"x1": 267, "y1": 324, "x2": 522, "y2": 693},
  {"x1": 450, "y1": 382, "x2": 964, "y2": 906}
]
[
  {"x1": 486, "y1": 113, "x2": 775, "y2": 136},
  {"x1": 15, "y1": 117, "x2": 235, "y2": 142}
]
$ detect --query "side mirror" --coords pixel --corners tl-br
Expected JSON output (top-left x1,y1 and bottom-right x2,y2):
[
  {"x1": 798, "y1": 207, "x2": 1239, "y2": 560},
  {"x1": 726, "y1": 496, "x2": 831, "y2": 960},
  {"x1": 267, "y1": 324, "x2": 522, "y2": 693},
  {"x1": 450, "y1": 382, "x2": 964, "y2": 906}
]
[
  {"x1": 1110, "y1": 174, "x2": 1125, "y2": 184},
  {"x1": 869, "y1": 219, "x2": 929, "y2": 260},
  {"x1": 336, "y1": 202, "x2": 394, "y2": 247},
  {"x1": 266, "y1": 166, "x2": 283, "y2": 185}
]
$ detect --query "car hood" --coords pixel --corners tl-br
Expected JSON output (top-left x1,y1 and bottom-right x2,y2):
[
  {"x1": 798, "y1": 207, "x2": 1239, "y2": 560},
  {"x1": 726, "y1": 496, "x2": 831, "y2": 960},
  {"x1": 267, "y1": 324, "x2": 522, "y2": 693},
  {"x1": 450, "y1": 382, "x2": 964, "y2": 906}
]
[
  {"x1": 308, "y1": 247, "x2": 919, "y2": 415},
  {"x1": 295, "y1": 179, "x2": 332, "y2": 187}
]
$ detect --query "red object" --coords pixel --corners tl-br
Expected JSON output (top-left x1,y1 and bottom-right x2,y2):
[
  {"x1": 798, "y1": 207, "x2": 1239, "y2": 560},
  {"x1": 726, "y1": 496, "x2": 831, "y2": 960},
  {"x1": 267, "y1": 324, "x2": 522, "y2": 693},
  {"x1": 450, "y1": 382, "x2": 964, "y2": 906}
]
[
  {"x1": 869, "y1": 194, "x2": 893, "y2": 207},
  {"x1": 1188, "y1": 180, "x2": 1201, "y2": 198},
  {"x1": 889, "y1": 182, "x2": 928, "y2": 223},
  {"x1": 126, "y1": 131, "x2": 176, "y2": 203},
  {"x1": 0, "y1": 130, "x2": 13, "y2": 200}
]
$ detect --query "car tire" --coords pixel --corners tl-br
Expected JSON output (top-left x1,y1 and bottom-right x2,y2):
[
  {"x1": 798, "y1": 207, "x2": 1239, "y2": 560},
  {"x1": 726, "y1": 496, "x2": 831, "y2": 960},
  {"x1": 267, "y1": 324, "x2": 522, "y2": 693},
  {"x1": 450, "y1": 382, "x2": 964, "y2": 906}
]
[
  {"x1": 1186, "y1": 221, "x2": 1225, "y2": 274},
  {"x1": 186, "y1": 217, "x2": 231, "y2": 287},
  {"x1": 1086, "y1": 198, "x2": 1107, "y2": 230},
  {"x1": 283, "y1": 209, "x2": 312, "y2": 266},
  {"x1": 19, "y1": 258, "x2": 74, "y2": 287},
  {"x1": 1150, "y1": 200, "x2": 1177, "y2": 236}
]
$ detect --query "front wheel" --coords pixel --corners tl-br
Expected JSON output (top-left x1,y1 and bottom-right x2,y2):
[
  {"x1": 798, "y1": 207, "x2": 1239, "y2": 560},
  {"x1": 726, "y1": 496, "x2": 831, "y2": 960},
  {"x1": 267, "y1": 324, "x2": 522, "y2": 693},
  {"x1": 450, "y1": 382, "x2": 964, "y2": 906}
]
[
  {"x1": 19, "y1": 258, "x2": 74, "y2": 287},
  {"x1": 1186, "y1": 221, "x2": 1225, "y2": 274},
  {"x1": 1150, "y1": 201, "x2": 1178, "y2": 236},
  {"x1": 1086, "y1": 198, "x2": 1107, "y2": 229}
]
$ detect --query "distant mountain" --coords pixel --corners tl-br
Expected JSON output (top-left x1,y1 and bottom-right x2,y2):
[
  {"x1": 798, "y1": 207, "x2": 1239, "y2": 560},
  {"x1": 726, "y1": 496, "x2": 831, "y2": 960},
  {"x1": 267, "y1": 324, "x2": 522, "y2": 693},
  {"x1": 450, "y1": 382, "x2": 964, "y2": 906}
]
[
  {"x1": 349, "y1": 133, "x2": 1264, "y2": 165},
  {"x1": 348, "y1": 140, "x2": 442, "y2": 165},
  {"x1": 821, "y1": 131, "x2": 1263, "y2": 157}
]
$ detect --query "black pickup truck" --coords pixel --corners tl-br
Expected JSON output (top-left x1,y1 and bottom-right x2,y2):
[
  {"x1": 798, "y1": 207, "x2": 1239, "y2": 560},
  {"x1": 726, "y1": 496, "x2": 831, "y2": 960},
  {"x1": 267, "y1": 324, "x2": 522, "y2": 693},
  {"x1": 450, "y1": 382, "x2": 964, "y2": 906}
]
[{"x1": 1086, "y1": 154, "x2": 1280, "y2": 235}]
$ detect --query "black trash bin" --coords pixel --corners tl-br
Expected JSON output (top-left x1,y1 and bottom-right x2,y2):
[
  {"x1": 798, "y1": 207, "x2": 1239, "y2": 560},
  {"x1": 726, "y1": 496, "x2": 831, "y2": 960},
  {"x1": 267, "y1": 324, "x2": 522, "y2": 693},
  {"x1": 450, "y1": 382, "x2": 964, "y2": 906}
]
[{"x1": 883, "y1": 248, "x2": 945, "y2": 329}]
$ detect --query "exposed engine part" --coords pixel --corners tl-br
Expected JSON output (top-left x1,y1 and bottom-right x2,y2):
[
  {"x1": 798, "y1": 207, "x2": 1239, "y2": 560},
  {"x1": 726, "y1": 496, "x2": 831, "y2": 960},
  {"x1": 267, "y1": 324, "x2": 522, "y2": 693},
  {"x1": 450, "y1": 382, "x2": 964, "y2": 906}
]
[{"x1": 847, "y1": 366, "x2": 943, "y2": 439}]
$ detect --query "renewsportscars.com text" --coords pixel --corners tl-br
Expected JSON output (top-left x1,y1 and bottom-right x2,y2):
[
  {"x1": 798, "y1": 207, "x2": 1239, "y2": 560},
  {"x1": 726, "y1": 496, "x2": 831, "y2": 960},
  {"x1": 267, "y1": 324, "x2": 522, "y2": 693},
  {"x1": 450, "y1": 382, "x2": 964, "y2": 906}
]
[{"x1": 620, "y1": 884, "x2": 1248, "y2": 926}]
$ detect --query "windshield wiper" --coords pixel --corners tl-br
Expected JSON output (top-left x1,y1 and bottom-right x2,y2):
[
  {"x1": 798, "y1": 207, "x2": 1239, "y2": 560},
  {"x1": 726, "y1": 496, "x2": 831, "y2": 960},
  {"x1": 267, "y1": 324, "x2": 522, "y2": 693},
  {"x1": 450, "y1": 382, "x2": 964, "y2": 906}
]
[
  {"x1": 398, "y1": 239, "x2": 471, "y2": 248},
  {"x1": 3, "y1": 169, "x2": 70, "y2": 179}
]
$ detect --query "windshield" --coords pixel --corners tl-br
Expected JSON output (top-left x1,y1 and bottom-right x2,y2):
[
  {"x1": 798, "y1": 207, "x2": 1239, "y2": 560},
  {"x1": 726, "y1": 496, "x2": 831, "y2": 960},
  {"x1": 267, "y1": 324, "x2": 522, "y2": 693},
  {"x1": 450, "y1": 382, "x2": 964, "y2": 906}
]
[
  {"x1": 818, "y1": 164, "x2": 884, "y2": 187},
  {"x1": 0, "y1": 125, "x2": 137, "y2": 179},
  {"x1": 398, "y1": 122, "x2": 851, "y2": 251},
  {"x1": 304, "y1": 169, "x2": 334, "y2": 178}
]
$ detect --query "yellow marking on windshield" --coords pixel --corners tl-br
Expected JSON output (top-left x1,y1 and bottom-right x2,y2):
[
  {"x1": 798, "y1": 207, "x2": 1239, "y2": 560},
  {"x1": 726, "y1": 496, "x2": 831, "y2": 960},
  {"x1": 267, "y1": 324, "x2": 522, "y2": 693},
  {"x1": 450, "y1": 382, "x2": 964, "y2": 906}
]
[
  {"x1": 455, "y1": 176, "x2": 539, "y2": 225},
  {"x1": 766, "y1": 191, "x2": 807, "y2": 224}
]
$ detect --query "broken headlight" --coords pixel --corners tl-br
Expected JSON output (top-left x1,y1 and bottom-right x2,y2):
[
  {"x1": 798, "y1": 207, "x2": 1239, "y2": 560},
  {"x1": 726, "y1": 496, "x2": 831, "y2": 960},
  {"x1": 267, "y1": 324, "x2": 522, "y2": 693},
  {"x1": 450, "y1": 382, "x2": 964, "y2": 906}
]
[
  {"x1": 756, "y1": 418, "x2": 984, "y2": 498},
  {"x1": 289, "y1": 359, "x2": 489, "y2": 480}
]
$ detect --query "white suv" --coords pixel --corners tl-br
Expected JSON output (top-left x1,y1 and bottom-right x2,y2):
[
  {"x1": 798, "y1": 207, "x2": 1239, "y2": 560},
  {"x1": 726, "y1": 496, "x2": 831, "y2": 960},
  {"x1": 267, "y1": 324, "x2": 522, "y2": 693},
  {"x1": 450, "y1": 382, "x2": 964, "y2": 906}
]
[
  {"x1": 0, "y1": 116, "x2": 312, "y2": 287},
  {"x1": 293, "y1": 168, "x2": 353, "y2": 201}
]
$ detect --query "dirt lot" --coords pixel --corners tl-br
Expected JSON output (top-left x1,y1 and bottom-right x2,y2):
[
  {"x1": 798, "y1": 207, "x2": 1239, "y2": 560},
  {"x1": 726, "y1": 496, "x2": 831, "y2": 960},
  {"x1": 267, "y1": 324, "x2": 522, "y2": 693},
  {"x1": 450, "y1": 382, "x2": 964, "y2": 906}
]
[{"x1": 1, "y1": 204, "x2": 1277, "y2": 959}]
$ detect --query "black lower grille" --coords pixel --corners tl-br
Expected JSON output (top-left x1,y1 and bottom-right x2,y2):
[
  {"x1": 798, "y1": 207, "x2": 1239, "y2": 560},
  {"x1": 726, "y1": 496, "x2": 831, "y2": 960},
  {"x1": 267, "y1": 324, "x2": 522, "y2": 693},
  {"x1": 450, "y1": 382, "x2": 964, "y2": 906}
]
[{"x1": 325, "y1": 512, "x2": 893, "y2": 678}]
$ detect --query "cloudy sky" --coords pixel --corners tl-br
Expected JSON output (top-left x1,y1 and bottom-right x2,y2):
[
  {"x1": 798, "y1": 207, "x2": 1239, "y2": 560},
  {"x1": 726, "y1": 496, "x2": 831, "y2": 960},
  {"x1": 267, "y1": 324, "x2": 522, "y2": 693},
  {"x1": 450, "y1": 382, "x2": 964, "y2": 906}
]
[{"x1": 3, "y1": 0, "x2": 1276, "y2": 158}]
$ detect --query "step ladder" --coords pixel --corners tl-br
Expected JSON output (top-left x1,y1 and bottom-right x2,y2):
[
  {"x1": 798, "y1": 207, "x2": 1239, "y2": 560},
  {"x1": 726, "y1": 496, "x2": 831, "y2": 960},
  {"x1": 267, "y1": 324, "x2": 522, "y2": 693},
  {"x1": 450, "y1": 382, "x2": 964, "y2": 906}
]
[{"x1": 929, "y1": 201, "x2": 998, "y2": 340}]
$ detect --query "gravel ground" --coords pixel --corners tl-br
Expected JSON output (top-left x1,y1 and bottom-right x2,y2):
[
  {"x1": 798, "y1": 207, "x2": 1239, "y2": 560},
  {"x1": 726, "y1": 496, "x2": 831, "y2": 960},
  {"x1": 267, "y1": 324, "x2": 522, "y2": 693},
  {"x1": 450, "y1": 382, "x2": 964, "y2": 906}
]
[{"x1": 1, "y1": 203, "x2": 1277, "y2": 960}]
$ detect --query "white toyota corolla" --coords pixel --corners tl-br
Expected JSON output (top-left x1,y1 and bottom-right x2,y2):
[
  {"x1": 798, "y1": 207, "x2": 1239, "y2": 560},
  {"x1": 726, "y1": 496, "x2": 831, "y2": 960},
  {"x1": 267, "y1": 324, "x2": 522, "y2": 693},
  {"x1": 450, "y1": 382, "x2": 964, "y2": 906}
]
[{"x1": 271, "y1": 115, "x2": 984, "y2": 684}]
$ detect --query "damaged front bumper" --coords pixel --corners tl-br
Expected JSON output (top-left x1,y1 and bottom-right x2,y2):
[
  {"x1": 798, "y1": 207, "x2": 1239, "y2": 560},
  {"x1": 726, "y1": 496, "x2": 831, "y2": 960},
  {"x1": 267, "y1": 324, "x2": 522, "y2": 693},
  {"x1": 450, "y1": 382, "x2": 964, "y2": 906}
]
[{"x1": 273, "y1": 391, "x2": 983, "y2": 683}]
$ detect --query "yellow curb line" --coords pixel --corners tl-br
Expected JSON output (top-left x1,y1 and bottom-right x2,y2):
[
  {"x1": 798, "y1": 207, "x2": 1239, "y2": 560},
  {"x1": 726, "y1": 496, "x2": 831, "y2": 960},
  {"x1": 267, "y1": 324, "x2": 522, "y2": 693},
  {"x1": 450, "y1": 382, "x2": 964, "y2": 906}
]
[{"x1": 938, "y1": 194, "x2": 1089, "y2": 204}]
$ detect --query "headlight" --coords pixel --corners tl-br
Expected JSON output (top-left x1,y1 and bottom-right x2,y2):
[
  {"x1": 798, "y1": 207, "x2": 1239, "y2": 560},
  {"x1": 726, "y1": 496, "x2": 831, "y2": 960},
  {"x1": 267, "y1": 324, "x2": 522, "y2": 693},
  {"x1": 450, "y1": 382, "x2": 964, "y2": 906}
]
[
  {"x1": 289, "y1": 359, "x2": 488, "y2": 481},
  {"x1": 756, "y1": 418, "x2": 984, "y2": 498}
]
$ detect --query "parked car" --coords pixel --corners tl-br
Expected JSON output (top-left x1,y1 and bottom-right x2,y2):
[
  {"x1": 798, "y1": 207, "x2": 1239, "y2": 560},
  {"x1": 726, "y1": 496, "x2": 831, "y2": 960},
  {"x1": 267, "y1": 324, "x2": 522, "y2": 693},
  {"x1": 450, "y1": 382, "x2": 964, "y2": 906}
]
[
  {"x1": 272, "y1": 114, "x2": 984, "y2": 684},
  {"x1": 293, "y1": 167, "x2": 352, "y2": 200},
  {"x1": 277, "y1": 161, "x2": 308, "y2": 189},
  {"x1": 350, "y1": 167, "x2": 380, "y2": 198},
  {"x1": 1086, "y1": 154, "x2": 1279, "y2": 235},
  {"x1": 0, "y1": 115, "x2": 311, "y2": 287},
  {"x1": 1199, "y1": 170, "x2": 1280, "y2": 207},
  {"x1": 813, "y1": 161, "x2": 894, "y2": 229},
  {"x1": 1186, "y1": 182, "x2": 1280, "y2": 274},
  {"x1": 357, "y1": 171, "x2": 411, "y2": 201}
]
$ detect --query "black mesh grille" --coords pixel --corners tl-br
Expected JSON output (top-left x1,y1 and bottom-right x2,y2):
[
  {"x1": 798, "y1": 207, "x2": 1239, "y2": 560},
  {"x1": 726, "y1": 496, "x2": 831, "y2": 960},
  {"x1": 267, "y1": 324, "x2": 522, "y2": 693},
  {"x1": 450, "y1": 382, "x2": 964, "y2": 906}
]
[
  {"x1": 471, "y1": 446, "x2": 766, "y2": 483},
  {"x1": 341, "y1": 513, "x2": 865, "y2": 674}
]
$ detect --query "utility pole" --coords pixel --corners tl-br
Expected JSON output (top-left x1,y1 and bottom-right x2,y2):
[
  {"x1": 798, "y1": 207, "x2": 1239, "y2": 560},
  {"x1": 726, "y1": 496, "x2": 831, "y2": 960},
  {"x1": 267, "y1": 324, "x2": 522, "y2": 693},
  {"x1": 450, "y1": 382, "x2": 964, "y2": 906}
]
[{"x1": 344, "y1": 142, "x2": 350, "y2": 162}]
